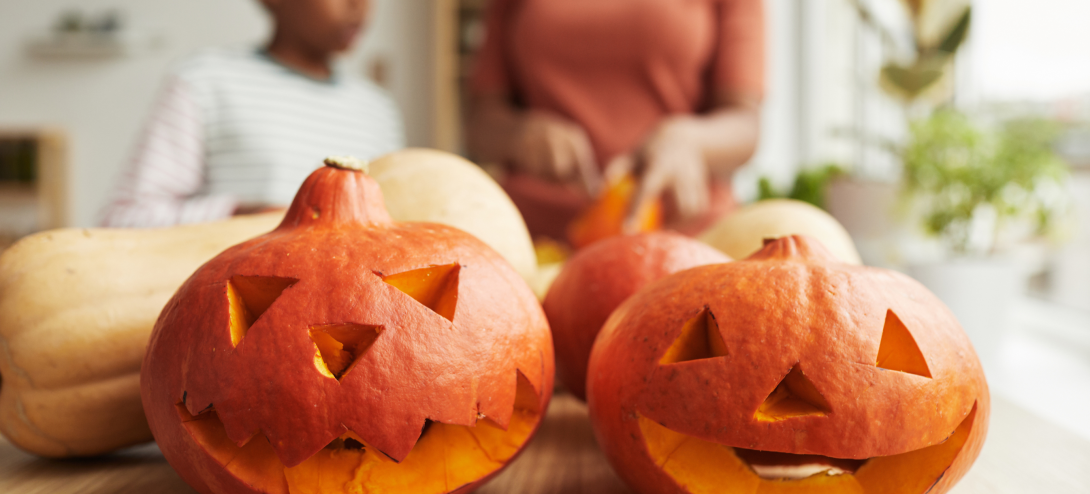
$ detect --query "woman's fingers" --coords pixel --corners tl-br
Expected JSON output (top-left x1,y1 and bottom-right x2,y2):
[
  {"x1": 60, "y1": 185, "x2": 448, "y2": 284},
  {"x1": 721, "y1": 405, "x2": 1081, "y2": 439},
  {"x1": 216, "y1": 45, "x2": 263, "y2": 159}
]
[
  {"x1": 672, "y1": 155, "x2": 710, "y2": 219},
  {"x1": 567, "y1": 125, "x2": 601, "y2": 195},
  {"x1": 627, "y1": 160, "x2": 670, "y2": 232},
  {"x1": 629, "y1": 141, "x2": 710, "y2": 228},
  {"x1": 513, "y1": 111, "x2": 598, "y2": 190},
  {"x1": 545, "y1": 128, "x2": 574, "y2": 180}
]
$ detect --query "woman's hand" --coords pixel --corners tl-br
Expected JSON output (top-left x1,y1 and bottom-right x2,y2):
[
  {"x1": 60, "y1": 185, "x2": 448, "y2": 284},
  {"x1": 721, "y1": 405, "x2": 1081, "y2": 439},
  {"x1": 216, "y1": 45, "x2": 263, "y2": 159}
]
[
  {"x1": 511, "y1": 111, "x2": 601, "y2": 194},
  {"x1": 630, "y1": 116, "x2": 711, "y2": 223}
]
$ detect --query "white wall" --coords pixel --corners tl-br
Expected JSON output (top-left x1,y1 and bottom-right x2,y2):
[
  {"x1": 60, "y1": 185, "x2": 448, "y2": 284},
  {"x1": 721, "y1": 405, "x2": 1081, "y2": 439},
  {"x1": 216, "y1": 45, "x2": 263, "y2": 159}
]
[
  {"x1": 735, "y1": 0, "x2": 909, "y2": 200},
  {"x1": 349, "y1": 0, "x2": 435, "y2": 148},
  {"x1": 731, "y1": 0, "x2": 799, "y2": 201},
  {"x1": 0, "y1": 0, "x2": 434, "y2": 228},
  {"x1": 970, "y1": 0, "x2": 1090, "y2": 101}
]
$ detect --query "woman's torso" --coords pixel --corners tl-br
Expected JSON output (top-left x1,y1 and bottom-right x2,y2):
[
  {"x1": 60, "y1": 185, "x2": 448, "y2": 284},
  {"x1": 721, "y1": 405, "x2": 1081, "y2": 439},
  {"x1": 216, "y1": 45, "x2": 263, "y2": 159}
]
[{"x1": 504, "y1": 0, "x2": 723, "y2": 164}]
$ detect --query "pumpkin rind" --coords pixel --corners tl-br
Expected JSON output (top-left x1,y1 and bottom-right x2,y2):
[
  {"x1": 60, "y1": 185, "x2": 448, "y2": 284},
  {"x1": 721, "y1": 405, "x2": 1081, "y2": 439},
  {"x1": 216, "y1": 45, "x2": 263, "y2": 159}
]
[
  {"x1": 142, "y1": 163, "x2": 554, "y2": 493},
  {"x1": 543, "y1": 232, "x2": 729, "y2": 400},
  {"x1": 587, "y1": 235, "x2": 988, "y2": 494}
]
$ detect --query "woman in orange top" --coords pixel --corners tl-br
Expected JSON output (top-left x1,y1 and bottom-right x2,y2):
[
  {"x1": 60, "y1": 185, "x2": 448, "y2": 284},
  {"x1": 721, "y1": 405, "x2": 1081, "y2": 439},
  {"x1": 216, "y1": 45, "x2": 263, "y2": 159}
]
[{"x1": 467, "y1": 0, "x2": 765, "y2": 239}]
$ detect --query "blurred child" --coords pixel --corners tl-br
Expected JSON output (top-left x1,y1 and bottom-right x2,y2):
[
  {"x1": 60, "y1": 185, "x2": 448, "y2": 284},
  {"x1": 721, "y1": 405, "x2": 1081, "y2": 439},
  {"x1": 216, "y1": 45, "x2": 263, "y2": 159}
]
[{"x1": 103, "y1": 0, "x2": 403, "y2": 227}]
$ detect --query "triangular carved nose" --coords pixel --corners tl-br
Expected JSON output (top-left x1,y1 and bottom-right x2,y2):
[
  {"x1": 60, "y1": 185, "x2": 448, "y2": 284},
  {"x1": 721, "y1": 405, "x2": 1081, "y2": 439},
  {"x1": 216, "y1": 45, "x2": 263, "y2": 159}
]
[
  {"x1": 226, "y1": 275, "x2": 297, "y2": 347},
  {"x1": 755, "y1": 365, "x2": 831, "y2": 421},
  {"x1": 659, "y1": 307, "x2": 728, "y2": 364},
  {"x1": 380, "y1": 263, "x2": 460, "y2": 322},
  {"x1": 876, "y1": 310, "x2": 932, "y2": 378},
  {"x1": 310, "y1": 324, "x2": 384, "y2": 380}
]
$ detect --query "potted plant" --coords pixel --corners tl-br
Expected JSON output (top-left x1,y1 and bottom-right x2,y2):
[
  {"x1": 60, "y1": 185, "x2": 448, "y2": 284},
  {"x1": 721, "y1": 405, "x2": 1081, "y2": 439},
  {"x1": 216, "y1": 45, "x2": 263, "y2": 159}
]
[
  {"x1": 824, "y1": 2, "x2": 973, "y2": 267},
  {"x1": 902, "y1": 109, "x2": 1068, "y2": 373}
]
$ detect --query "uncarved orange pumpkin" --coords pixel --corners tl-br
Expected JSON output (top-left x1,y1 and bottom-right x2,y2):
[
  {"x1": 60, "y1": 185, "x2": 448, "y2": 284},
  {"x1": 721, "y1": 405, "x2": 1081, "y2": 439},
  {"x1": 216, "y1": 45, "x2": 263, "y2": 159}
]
[
  {"x1": 543, "y1": 232, "x2": 729, "y2": 400},
  {"x1": 587, "y1": 235, "x2": 988, "y2": 494},
  {"x1": 141, "y1": 157, "x2": 554, "y2": 494}
]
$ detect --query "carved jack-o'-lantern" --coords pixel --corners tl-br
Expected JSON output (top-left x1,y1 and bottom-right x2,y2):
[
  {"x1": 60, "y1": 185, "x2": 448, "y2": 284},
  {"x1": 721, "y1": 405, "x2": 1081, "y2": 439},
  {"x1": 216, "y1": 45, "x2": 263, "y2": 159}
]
[
  {"x1": 141, "y1": 157, "x2": 553, "y2": 494},
  {"x1": 587, "y1": 236, "x2": 988, "y2": 494}
]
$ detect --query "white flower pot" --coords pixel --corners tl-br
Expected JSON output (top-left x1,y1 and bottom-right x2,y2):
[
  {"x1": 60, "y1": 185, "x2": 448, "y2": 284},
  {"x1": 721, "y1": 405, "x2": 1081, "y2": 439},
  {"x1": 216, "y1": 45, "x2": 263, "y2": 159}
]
[{"x1": 908, "y1": 257, "x2": 1019, "y2": 377}]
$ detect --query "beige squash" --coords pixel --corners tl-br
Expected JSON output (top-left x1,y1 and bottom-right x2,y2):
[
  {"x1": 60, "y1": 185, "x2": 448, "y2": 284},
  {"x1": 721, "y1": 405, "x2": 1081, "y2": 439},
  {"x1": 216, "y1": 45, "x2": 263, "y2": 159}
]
[
  {"x1": 0, "y1": 213, "x2": 283, "y2": 457},
  {"x1": 698, "y1": 199, "x2": 863, "y2": 265},
  {"x1": 369, "y1": 148, "x2": 537, "y2": 282}
]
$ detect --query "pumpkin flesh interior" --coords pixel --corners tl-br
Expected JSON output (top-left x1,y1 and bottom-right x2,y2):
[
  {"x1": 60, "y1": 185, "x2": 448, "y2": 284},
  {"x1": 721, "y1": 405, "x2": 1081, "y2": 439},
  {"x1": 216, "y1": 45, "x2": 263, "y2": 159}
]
[
  {"x1": 177, "y1": 374, "x2": 541, "y2": 494},
  {"x1": 638, "y1": 403, "x2": 977, "y2": 494},
  {"x1": 379, "y1": 263, "x2": 460, "y2": 322}
]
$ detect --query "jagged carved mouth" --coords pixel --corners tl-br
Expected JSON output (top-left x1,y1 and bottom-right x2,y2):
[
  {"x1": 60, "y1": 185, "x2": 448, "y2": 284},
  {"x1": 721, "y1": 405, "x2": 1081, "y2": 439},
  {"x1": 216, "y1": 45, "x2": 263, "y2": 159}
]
[
  {"x1": 638, "y1": 402, "x2": 977, "y2": 492},
  {"x1": 174, "y1": 372, "x2": 541, "y2": 494}
]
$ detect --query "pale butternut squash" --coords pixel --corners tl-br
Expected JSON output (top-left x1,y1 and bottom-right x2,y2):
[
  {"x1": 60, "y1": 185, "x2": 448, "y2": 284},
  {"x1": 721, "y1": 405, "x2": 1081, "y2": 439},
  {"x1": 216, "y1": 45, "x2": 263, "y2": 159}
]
[{"x1": 0, "y1": 213, "x2": 282, "y2": 457}]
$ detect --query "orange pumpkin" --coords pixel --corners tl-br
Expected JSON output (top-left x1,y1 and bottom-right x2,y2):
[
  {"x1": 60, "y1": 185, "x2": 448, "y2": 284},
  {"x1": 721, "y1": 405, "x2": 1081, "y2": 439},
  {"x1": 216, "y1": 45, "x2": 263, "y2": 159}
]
[
  {"x1": 141, "y1": 157, "x2": 554, "y2": 494},
  {"x1": 567, "y1": 174, "x2": 662, "y2": 249},
  {"x1": 587, "y1": 236, "x2": 988, "y2": 494},
  {"x1": 543, "y1": 232, "x2": 729, "y2": 400}
]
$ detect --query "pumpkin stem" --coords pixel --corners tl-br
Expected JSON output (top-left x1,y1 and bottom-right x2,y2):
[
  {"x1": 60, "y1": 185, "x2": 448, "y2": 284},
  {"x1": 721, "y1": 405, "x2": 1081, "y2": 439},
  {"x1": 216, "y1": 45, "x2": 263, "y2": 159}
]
[
  {"x1": 277, "y1": 158, "x2": 392, "y2": 229},
  {"x1": 748, "y1": 235, "x2": 840, "y2": 263},
  {"x1": 324, "y1": 155, "x2": 370, "y2": 174}
]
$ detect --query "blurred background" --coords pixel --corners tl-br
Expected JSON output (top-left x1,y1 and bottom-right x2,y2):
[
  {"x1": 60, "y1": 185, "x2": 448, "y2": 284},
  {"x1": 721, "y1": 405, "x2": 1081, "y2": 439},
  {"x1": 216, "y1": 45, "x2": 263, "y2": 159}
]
[{"x1": 1, "y1": 0, "x2": 1088, "y2": 440}]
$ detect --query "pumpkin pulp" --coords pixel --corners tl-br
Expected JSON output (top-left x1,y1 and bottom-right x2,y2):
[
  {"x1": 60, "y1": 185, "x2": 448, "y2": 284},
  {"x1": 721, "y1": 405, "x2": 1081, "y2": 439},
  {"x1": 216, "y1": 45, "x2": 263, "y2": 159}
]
[
  {"x1": 638, "y1": 403, "x2": 978, "y2": 494},
  {"x1": 567, "y1": 173, "x2": 662, "y2": 249},
  {"x1": 177, "y1": 372, "x2": 541, "y2": 494}
]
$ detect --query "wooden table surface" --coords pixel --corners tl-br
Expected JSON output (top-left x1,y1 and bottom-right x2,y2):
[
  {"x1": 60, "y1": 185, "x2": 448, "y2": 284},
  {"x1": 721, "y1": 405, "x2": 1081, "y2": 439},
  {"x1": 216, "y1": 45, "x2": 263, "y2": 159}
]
[{"x1": 2, "y1": 393, "x2": 1088, "y2": 494}]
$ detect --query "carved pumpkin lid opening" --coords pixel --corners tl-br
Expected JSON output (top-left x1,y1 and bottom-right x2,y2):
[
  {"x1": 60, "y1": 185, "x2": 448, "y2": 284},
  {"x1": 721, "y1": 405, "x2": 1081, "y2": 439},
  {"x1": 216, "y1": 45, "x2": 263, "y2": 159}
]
[
  {"x1": 755, "y1": 365, "x2": 831, "y2": 421},
  {"x1": 380, "y1": 263, "x2": 461, "y2": 322},
  {"x1": 659, "y1": 307, "x2": 728, "y2": 364},
  {"x1": 227, "y1": 276, "x2": 297, "y2": 347},
  {"x1": 309, "y1": 324, "x2": 384, "y2": 380},
  {"x1": 876, "y1": 310, "x2": 933, "y2": 378}
]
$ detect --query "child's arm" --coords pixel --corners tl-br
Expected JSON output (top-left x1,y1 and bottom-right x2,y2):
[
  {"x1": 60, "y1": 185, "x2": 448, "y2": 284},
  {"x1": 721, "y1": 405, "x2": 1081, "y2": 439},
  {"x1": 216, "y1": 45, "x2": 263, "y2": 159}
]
[{"x1": 101, "y1": 76, "x2": 238, "y2": 227}]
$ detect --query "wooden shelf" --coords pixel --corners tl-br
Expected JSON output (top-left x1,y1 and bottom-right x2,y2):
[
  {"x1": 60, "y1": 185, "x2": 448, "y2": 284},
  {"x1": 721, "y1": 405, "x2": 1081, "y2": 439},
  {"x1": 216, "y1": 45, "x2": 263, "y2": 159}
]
[
  {"x1": 432, "y1": 0, "x2": 489, "y2": 154},
  {"x1": 0, "y1": 128, "x2": 69, "y2": 243}
]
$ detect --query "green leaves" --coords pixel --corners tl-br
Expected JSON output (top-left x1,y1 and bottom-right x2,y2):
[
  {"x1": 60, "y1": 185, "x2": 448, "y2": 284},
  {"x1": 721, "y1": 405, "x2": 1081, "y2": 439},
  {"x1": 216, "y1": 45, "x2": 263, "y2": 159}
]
[
  {"x1": 757, "y1": 163, "x2": 845, "y2": 210},
  {"x1": 880, "y1": 7, "x2": 972, "y2": 101},
  {"x1": 901, "y1": 109, "x2": 1068, "y2": 253}
]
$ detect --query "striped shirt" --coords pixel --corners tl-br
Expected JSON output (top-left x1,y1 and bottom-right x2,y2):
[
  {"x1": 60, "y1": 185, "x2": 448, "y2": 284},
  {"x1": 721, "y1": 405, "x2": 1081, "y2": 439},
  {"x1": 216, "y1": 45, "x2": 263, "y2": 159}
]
[{"x1": 102, "y1": 48, "x2": 405, "y2": 227}]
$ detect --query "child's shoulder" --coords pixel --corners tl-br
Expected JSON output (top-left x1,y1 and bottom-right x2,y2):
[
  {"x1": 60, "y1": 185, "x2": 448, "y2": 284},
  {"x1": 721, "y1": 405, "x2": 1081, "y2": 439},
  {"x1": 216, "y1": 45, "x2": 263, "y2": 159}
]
[{"x1": 168, "y1": 47, "x2": 270, "y2": 84}]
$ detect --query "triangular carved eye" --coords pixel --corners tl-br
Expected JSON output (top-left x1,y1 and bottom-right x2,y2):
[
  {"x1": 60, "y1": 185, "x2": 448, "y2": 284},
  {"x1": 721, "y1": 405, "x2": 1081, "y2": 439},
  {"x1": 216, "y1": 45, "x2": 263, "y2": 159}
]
[
  {"x1": 380, "y1": 263, "x2": 460, "y2": 322},
  {"x1": 659, "y1": 307, "x2": 728, "y2": 364},
  {"x1": 755, "y1": 365, "x2": 831, "y2": 421},
  {"x1": 310, "y1": 324, "x2": 384, "y2": 380},
  {"x1": 876, "y1": 310, "x2": 932, "y2": 378},
  {"x1": 227, "y1": 275, "x2": 297, "y2": 347}
]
